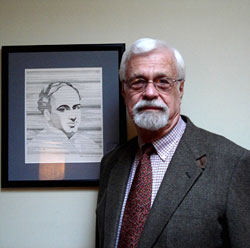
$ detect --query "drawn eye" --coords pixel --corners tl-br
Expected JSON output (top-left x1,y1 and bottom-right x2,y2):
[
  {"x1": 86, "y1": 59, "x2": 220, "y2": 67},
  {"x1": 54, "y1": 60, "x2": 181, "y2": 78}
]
[
  {"x1": 56, "y1": 105, "x2": 69, "y2": 112},
  {"x1": 73, "y1": 104, "x2": 81, "y2": 110}
]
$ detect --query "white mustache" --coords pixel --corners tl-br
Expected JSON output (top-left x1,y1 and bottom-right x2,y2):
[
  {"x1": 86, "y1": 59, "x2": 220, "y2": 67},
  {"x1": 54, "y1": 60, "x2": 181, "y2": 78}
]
[{"x1": 133, "y1": 99, "x2": 168, "y2": 113}]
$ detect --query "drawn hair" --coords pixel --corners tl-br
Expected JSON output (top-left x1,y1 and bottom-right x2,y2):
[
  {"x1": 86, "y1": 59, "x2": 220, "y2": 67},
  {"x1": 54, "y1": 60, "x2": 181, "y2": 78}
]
[{"x1": 37, "y1": 81, "x2": 81, "y2": 113}]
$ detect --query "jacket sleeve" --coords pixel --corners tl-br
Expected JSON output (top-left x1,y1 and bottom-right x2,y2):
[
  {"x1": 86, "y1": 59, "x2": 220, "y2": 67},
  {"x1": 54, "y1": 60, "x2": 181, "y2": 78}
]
[
  {"x1": 96, "y1": 148, "x2": 119, "y2": 248},
  {"x1": 226, "y1": 149, "x2": 250, "y2": 248}
]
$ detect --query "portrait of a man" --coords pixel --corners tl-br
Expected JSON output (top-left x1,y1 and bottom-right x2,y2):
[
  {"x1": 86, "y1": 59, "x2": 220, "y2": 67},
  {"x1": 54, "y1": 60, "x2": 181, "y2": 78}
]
[{"x1": 25, "y1": 68, "x2": 103, "y2": 164}]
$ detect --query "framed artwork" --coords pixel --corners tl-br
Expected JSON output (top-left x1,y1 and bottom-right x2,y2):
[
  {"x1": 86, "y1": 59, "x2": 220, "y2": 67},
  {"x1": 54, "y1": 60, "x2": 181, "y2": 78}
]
[{"x1": 1, "y1": 43, "x2": 126, "y2": 187}]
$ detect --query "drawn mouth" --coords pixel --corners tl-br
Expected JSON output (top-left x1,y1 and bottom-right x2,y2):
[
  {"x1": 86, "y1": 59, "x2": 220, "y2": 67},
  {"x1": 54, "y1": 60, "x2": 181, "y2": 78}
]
[{"x1": 68, "y1": 123, "x2": 77, "y2": 128}]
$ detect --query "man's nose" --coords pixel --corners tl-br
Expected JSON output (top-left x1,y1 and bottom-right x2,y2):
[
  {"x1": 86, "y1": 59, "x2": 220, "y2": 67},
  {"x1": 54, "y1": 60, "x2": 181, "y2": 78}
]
[{"x1": 142, "y1": 81, "x2": 159, "y2": 100}]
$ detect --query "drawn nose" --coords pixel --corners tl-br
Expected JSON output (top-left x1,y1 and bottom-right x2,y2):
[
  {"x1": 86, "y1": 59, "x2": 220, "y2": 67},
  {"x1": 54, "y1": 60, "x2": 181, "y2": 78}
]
[{"x1": 70, "y1": 117, "x2": 76, "y2": 122}]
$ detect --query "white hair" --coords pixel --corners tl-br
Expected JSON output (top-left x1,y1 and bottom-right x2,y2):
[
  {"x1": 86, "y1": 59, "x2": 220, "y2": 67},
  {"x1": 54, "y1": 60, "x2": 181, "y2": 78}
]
[
  {"x1": 119, "y1": 38, "x2": 185, "y2": 82},
  {"x1": 132, "y1": 99, "x2": 169, "y2": 131}
]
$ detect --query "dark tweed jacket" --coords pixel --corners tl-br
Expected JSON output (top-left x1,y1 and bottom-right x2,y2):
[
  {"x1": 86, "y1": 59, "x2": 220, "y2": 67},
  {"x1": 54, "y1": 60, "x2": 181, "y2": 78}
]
[{"x1": 96, "y1": 116, "x2": 250, "y2": 248}]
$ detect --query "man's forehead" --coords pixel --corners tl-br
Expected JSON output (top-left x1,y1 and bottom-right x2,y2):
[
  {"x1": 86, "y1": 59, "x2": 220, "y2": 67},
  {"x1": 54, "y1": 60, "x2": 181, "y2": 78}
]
[{"x1": 126, "y1": 48, "x2": 177, "y2": 77}]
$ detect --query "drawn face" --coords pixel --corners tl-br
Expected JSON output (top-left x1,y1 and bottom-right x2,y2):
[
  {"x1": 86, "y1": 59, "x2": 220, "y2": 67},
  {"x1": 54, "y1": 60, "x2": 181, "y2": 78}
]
[{"x1": 47, "y1": 86, "x2": 81, "y2": 138}]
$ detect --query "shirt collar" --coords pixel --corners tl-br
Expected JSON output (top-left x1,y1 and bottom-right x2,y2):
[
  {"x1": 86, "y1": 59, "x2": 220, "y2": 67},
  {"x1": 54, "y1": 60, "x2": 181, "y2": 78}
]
[{"x1": 153, "y1": 117, "x2": 186, "y2": 161}]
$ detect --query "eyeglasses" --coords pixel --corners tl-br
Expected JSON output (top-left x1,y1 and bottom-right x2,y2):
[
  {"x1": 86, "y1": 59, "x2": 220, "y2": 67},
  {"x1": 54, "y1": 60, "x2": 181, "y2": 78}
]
[{"x1": 125, "y1": 77, "x2": 183, "y2": 93}]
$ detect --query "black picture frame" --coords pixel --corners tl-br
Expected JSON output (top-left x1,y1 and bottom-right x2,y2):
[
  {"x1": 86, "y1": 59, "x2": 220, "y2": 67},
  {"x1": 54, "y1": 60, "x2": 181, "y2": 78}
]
[{"x1": 1, "y1": 43, "x2": 126, "y2": 188}]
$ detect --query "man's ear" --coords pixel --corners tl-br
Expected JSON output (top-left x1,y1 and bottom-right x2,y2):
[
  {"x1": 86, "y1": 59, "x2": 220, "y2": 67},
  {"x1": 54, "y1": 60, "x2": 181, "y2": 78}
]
[
  {"x1": 179, "y1": 80, "x2": 185, "y2": 99},
  {"x1": 44, "y1": 109, "x2": 51, "y2": 121}
]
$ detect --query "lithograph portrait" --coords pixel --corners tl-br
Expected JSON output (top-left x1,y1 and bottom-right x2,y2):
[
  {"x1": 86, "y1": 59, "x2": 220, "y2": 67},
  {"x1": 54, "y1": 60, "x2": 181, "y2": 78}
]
[{"x1": 25, "y1": 68, "x2": 103, "y2": 163}]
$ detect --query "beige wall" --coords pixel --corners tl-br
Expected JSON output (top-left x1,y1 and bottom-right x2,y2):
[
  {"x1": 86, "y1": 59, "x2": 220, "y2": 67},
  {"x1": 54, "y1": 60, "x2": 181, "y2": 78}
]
[{"x1": 0, "y1": 0, "x2": 249, "y2": 247}]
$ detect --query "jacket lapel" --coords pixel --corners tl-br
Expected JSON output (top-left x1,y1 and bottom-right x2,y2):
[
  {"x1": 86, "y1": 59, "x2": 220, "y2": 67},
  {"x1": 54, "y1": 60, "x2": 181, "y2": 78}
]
[
  {"x1": 103, "y1": 139, "x2": 138, "y2": 248},
  {"x1": 139, "y1": 117, "x2": 206, "y2": 248}
]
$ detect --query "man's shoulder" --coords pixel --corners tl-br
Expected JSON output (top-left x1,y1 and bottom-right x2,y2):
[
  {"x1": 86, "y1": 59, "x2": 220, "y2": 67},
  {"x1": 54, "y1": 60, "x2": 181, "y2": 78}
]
[
  {"x1": 99, "y1": 137, "x2": 138, "y2": 185},
  {"x1": 183, "y1": 115, "x2": 249, "y2": 157},
  {"x1": 75, "y1": 132, "x2": 101, "y2": 147},
  {"x1": 101, "y1": 137, "x2": 138, "y2": 165}
]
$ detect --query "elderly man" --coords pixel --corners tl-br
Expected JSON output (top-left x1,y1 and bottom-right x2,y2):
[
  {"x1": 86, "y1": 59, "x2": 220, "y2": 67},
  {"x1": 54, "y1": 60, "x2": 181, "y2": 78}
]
[
  {"x1": 96, "y1": 38, "x2": 250, "y2": 248},
  {"x1": 27, "y1": 81, "x2": 101, "y2": 163}
]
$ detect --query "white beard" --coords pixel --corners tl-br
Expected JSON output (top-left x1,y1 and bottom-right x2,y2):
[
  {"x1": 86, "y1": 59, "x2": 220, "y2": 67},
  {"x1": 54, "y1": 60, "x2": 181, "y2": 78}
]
[{"x1": 132, "y1": 99, "x2": 169, "y2": 131}]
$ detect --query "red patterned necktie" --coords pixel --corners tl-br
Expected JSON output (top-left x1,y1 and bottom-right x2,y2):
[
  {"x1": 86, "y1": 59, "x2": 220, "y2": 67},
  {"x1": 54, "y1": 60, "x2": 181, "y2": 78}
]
[{"x1": 118, "y1": 143, "x2": 155, "y2": 248}]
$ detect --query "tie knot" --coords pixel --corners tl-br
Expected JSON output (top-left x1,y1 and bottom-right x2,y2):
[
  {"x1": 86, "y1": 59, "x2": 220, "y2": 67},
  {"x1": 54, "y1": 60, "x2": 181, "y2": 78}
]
[{"x1": 141, "y1": 143, "x2": 155, "y2": 155}]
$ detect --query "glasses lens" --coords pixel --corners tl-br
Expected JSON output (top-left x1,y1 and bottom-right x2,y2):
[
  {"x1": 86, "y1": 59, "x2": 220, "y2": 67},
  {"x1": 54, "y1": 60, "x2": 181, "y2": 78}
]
[
  {"x1": 127, "y1": 77, "x2": 176, "y2": 93},
  {"x1": 129, "y1": 78, "x2": 146, "y2": 91},
  {"x1": 155, "y1": 78, "x2": 172, "y2": 92}
]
